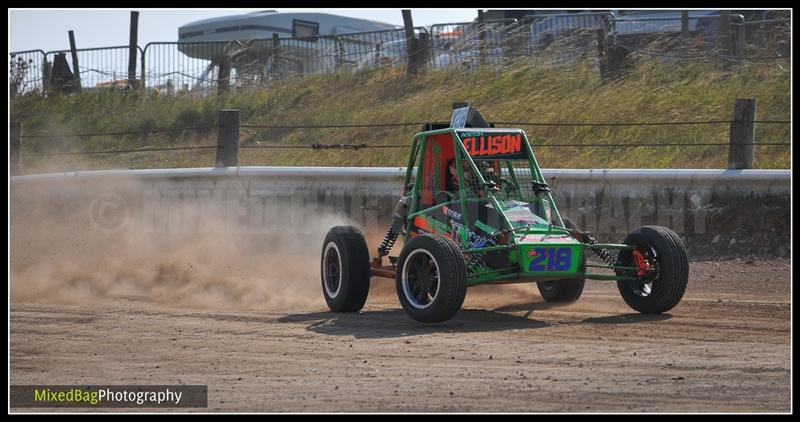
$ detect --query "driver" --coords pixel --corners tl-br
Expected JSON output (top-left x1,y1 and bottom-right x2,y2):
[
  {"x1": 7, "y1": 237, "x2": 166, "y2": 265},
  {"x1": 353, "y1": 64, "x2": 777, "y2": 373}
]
[
  {"x1": 477, "y1": 160, "x2": 498, "y2": 184},
  {"x1": 437, "y1": 159, "x2": 462, "y2": 204},
  {"x1": 445, "y1": 158, "x2": 487, "y2": 199}
]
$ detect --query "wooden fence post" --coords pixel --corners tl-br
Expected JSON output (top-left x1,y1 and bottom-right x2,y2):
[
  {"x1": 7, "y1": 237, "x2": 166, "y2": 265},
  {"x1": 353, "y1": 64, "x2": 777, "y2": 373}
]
[
  {"x1": 128, "y1": 11, "x2": 139, "y2": 89},
  {"x1": 681, "y1": 11, "x2": 690, "y2": 37},
  {"x1": 718, "y1": 11, "x2": 732, "y2": 56},
  {"x1": 728, "y1": 98, "x2": 756, "y2": 169},
  {"x1": 478, "y1": 9, "x2": 486, "y2": 66},
  {"x1": 416, "y1": 32, "x2": 430, "y2": 70},
  {"x1": 68, "y1": 30, "x2": 81, "y2": 90},
  {"x1": 335, "y1": 36, "x2": 344, "y2": 70},
  {"x1": 217, "y1": 56, "x2": 231, "y2": 93},
  {"x1": 216, "y1": 109, "x2": 239, "y2": 167},
  {"x1": 11, "y1": 121, "x2": 21, "y2": 176},
  {"x1": 272, "y1": 33, "x2": 281, "y2": 79},
  {"x1": 402, "y1": 10, "x2": 417, "y2": 76},
  {"x1": 596, "y1": 28, "x2": 608, "y2": 78},
  {"x1": 140, "y1": 46, "x2": 146, "y2": 91}
]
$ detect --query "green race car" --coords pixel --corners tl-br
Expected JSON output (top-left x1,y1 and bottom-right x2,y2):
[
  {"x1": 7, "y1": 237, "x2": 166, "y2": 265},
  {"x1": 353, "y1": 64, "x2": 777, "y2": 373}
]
[{"x1": 321, "y1": 104, "x2": 689, "y2": 323}]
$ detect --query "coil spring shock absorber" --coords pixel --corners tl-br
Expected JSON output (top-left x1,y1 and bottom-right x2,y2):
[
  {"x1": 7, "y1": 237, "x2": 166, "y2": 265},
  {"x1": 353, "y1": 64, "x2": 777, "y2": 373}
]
[
  {"x1": 584, "y1": 233, "x2": 618, "y2": 266},
  {"x1": 378, "y1": 191, "x2": 411, "y2": 258},
  {"x1": 377, "y1": 228, "x2": 398, "y2": 257}
]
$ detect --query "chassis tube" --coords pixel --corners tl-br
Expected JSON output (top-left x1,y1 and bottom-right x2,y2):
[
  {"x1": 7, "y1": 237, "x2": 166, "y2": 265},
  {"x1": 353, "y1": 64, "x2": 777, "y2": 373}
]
[{"x1": 583, "y1": 272, "x2": 641, "y2": 281}]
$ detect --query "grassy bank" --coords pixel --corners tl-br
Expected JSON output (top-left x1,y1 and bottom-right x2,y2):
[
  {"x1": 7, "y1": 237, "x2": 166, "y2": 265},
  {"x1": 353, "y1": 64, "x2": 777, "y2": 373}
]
[{"x1": 11, "y1": 57, "x2": 791, "y2": 173}]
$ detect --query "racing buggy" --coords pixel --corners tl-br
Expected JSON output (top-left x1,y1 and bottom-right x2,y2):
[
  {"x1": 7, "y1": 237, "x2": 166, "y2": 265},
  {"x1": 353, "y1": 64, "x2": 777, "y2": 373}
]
[{"x1": 321, "y1": 104, "x2": 689, "y2": 323}]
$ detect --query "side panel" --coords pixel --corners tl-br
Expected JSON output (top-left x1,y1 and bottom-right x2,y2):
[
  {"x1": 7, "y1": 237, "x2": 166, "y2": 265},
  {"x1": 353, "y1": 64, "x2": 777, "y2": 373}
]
[{"x1": 418, "y1": 133, "x2": 455, "y2": 209}]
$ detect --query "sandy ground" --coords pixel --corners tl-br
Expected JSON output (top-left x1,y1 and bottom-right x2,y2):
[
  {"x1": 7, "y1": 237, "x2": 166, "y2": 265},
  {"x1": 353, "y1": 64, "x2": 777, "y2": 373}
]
[{"x1": 10, "y1": 259, "x2": 791, "y2": 413}]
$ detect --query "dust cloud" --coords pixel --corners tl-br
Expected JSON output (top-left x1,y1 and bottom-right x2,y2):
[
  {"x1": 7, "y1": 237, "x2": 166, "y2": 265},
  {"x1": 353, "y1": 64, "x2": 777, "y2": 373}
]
[
  {"x1": 10, "y1": 173, "x2": 542, "y2": 312},
  {"x1": 10, "y1": 175, "x2": 358, "y2": 311}
]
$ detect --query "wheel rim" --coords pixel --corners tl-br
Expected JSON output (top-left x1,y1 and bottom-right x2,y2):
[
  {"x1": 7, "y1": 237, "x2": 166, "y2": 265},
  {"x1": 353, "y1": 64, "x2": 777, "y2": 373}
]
[
  {"x1": 323, "y1": 241, "x2": 342, "y2": 299},
  {"x1": 630, "y1": 246, "x2": 659, "y2": 297},
  {"x1": 540, "y1": 281, "x2": 556, "y2": 292},
  {"x1": 401, "y1": 249, "x2": 441, "y2": 310}
]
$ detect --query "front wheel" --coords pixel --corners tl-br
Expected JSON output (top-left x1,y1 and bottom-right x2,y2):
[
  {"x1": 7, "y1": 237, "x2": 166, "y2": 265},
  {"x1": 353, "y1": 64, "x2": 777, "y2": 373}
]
[
  {"x1": 321, "y1": 226, "x2": 371, "y2": 312},
  {"x1": 616, "y1": 226, "x2": 689, "y2": 314},
  {"x1": 395, "y1": 234, "x2": 467, "y2": 323}
]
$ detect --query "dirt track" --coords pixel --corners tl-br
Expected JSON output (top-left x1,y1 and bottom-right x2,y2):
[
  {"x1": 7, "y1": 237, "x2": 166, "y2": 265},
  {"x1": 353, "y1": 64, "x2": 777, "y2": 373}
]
[{"x1": 10, "y1": 259, "x2": 791, "y2": 413}]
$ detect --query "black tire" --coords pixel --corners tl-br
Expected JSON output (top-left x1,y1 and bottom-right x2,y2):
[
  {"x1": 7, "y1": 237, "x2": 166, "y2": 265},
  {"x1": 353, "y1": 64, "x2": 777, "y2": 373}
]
[
  {"x1": 321, "y1": 226, "x2": 371, "y2": 312},
  {"x1": 395, "y1": 234, "x2": 467, "y2": 323},
  {"x1": 536, "y1": 217, "x2": 586, "y2": 302},
  {"x1": 616, "y1": 226, "x2": 689, "y2": 314}
]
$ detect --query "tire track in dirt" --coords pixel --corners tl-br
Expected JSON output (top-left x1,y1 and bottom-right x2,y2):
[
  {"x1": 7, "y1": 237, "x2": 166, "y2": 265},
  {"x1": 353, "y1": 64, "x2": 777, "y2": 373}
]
[{"x1": 10, "y1": 259, "x2": 790, "y2": 412}]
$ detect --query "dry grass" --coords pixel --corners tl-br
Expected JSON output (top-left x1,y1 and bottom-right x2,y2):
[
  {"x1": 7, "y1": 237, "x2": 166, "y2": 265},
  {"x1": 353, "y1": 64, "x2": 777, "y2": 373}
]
[{"x1": 11, "y1": 56, "x2": 790, "y2": 173}]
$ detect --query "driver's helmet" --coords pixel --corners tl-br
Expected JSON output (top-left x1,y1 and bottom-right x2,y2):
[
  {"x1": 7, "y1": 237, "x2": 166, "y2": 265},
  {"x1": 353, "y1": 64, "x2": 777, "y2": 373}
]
[{"x1": 476, "y1": 160, "x2": 496, "y2": 181}]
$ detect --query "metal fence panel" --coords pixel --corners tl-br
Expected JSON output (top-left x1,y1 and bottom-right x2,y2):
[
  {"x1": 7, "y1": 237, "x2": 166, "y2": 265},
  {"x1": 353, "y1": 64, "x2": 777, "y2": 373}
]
[
  {"x1": 44, "y1": 46, "x2": 137, "y2": 93},
  {"x1": 9, "y1": 50, "x2": 46, "y2": 95},
  {"x1": 144, "y1": 41, "x2": 246, "y2": 97},
  {"x1": 9, "y1": 12, "x2": 792, "y2": 96},
  {"x1": 429, "y1": 19, "x2": 517, "y2": 69},
  {"x1": 526, "y1": 12, "x2": 612, "y2": 67},
  {"x1": 740, "y1": 18, "x2": 791, "y2": 59},
  {"x1": 335, "y1": 27, "x2": 421, "y2": 72},
  {"x1": 528, "y1": 12, "x2": 610, "y2": 44},
  {"x1": 610, "y1": 14, "x2": 747, "y2": 58}
]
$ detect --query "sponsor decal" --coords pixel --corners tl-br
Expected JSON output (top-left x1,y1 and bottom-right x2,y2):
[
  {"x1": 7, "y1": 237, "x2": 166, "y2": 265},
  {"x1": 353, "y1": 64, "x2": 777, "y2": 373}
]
[
  {"x1": 461, "y1": 133, "x2": 525, "y2": 159},
  {"x1": 414, "y1": 215, "x2": 452, "y2": 239},
  {"x1": 528, "y1": 247, "x2": 573, "y2": 272},
  {"x1": 441, "y1": 205, "x2": 462, "y2": 221}
]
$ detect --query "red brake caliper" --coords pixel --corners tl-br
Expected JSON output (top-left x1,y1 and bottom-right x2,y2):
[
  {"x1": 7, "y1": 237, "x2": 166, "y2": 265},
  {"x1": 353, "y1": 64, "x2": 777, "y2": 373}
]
[{"x1": 631, "y1": 250, "x2": 651, "y2": 278}]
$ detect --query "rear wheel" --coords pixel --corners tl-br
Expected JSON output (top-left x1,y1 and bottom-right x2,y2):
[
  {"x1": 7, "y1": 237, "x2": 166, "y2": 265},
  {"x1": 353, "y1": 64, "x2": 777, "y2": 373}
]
[
  {"x1": 616, "y1": 226, "x2": 689, "y2": 314},
  {"x1": 536, "y1": 217, "x2": 586, "y2": 303},
  {"x1": 395, "y1": 234, "x2": 467, "y2": 323},
  {"x1": 321, "y1": 226, "x2": 371, "y2": 312}
]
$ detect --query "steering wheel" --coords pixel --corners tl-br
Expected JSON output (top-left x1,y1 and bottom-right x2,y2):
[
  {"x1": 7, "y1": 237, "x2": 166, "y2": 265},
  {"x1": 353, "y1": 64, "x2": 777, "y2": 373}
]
[
  {"x1": 435, "y1": 191, "x2": 455, "y2": 205},
  {"x1": 494, "y1": 177, "x2": 519, "y2": 199}
]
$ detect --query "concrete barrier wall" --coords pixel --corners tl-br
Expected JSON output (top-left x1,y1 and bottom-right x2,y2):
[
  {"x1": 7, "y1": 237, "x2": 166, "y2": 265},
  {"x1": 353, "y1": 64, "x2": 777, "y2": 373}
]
[{"x1": 10, "y1": 167, "x2": 791, "y2": 259}]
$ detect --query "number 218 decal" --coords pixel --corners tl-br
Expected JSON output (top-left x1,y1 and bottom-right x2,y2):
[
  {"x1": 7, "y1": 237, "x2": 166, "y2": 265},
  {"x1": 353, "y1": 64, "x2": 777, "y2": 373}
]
[{"x1": 528, "y1": 247, "x2": 572, "y2": 272}]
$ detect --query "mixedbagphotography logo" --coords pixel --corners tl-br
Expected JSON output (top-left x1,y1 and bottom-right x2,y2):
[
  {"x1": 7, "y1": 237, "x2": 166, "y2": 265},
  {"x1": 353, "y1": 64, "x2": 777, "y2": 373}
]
[
  {"x1": 10, "y1": 385, "x2": 208, "y2": 408},
  {"x1": 89, "y1": 192, "x2": 130, "y2": 233}
]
